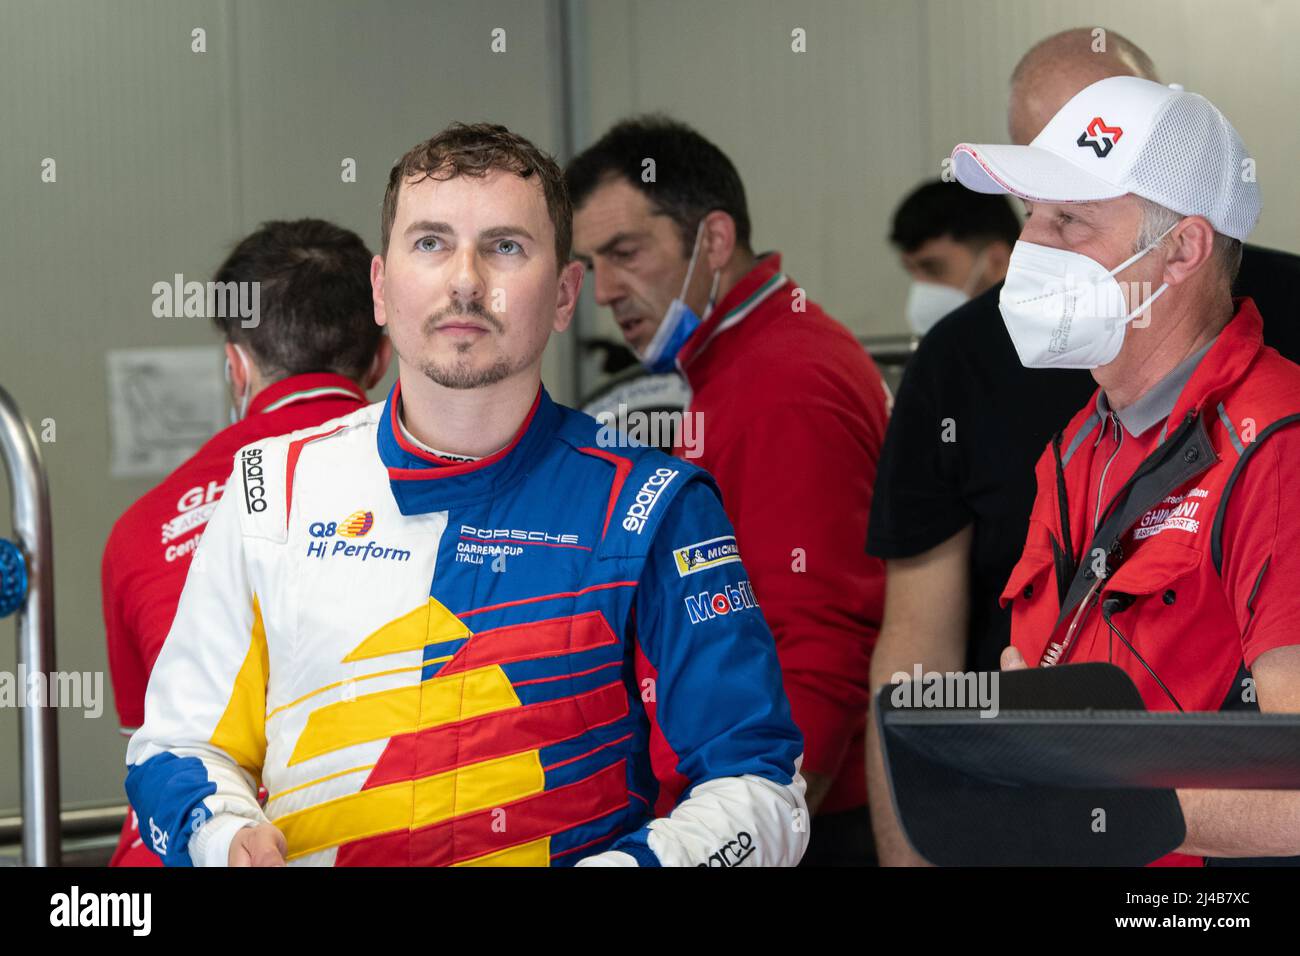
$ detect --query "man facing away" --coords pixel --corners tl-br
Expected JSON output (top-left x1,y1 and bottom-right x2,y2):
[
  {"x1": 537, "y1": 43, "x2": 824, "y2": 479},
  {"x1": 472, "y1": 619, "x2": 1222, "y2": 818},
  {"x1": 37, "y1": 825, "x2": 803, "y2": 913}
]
[
  {"x1": 103, "y1": 218, "x2": 390, "y2": 865},
  {"x1": 568, "y1": 116, "x2": 889, "y2": 865}
]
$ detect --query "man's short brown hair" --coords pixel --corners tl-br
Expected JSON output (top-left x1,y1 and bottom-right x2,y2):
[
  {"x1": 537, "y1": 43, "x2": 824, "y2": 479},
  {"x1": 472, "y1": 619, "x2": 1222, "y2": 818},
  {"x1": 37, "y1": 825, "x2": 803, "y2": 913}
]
[
  {"x1": 380, "y1": 122, "x2": 571, "y2": 269},
  {"x1": 212, "y1": 218, "x2": 380, "y2": 381}
]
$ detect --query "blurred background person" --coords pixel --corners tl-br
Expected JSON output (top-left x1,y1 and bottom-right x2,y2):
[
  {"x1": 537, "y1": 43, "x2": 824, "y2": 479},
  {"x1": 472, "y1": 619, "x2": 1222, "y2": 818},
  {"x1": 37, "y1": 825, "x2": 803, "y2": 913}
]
[
  {"x1": 890, "y1": 179, "x2": 1018, "y2": 338},
  {"x1": 101, "y1": 219, "x2": 390, "y2": 866},
  {"x1": 568, "y1": 116, "x2": 888, "y2": 865}
]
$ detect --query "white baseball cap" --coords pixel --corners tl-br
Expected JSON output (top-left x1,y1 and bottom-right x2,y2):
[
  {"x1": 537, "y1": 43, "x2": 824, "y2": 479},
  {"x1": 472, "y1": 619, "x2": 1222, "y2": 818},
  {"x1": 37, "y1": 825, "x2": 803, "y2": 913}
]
[{"x1": 951, "y1": 76, "x2": 1260, "y2": 241}]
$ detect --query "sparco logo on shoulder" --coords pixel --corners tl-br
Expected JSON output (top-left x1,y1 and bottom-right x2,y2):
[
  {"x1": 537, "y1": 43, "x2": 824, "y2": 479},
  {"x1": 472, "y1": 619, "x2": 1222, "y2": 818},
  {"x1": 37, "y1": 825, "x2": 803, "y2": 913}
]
[
  {"x1": 240, "y1": 447, "x2": 267, "y2": 513},
  {"x1": 623, "y1": 467, "x2": 678, "y2": 534}
]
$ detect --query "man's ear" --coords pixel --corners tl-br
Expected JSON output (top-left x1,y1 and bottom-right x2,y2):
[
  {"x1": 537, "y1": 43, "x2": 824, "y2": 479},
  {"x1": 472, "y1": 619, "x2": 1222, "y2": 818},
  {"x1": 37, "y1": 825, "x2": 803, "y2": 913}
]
[
  {"x1": 224, "y1": 341, "x2": 250, "y2": 395},
  {"x1": 364, "y1": 336, "x2": 393, "y2": 391},
  {"x1": 1163, "y1": 216, "x2": 1216, "y2": 286},
  {"x1": 371, "y1": 254, "x2": 388, "y2": 327},
  {"x1": 702, "y1": 210, "x2": 738, "y2": 273},
  {"x1": 553, "y1": 259, "x2": 586, "y2": 334}
]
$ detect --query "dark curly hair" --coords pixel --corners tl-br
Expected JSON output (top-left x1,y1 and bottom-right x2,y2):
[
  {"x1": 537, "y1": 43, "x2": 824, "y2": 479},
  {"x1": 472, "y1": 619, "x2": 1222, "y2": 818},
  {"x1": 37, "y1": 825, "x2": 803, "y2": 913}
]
[{"x1": 381, "y1": 122, "x2": 571, "y2": 269}]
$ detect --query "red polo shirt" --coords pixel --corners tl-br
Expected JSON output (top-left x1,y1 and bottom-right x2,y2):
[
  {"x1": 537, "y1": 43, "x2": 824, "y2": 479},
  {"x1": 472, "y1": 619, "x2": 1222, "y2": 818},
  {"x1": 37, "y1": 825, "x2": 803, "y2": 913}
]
[
  {"x1": 1005, "y1": 299, "x2": 1300, "y2": 865},
  {"x1": 677, "y1": 253, "x2": 890, "y2": 814},
  {"x1": 103, "y1": 372, "x2": 368, "y2": 866}
]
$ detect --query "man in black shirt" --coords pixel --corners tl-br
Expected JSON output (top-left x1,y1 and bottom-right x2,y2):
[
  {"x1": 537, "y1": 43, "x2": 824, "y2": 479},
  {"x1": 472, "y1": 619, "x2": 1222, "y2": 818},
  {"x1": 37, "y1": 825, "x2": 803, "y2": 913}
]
[
  {"x1": 866, "y1": 27, "x2": 1300, "y2": 865},
  {"x1": 890, "y1": 180, "x2": 1019, "y2": 338}
]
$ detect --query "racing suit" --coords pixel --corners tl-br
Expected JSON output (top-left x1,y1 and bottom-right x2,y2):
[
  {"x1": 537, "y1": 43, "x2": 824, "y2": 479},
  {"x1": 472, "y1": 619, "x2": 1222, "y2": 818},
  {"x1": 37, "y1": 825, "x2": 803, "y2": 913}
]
[
  {"x1": 677, "y1": 253, "x2": 887, "y2": 831},
  {"x1": 103, "y1": 372, "x2": 368, "y2": 866},
  {"x1": 125, "y1": 383, "x2": 808, "y2": 866}
]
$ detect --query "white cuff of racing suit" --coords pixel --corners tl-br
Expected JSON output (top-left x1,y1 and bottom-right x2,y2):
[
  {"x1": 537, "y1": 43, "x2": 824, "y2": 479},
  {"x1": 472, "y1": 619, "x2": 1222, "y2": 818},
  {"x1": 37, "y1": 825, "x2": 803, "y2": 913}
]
[{"x1": 190, "y1": 812, "x2": 260, "y2": 867}]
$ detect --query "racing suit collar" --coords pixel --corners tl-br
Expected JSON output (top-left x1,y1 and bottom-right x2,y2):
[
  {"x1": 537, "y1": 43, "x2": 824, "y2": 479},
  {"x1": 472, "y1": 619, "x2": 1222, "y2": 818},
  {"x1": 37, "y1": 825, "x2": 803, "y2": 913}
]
[
  {"x1": 377, "y1": 380, "x2": 558, "y2": 514},
  {"x1": 677, "y1": 252, "x2": 788, "y2": 375},
  {"x1": 247, "y1": 372, "x2": 367, "y2": 417}
]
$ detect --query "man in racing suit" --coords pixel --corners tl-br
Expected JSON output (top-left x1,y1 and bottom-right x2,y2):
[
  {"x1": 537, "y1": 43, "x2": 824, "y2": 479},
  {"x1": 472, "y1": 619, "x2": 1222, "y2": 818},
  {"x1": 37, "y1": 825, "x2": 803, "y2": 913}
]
[
  {"x1": 125, "y1": 122, "x2": 809, "y2": 867},
  {"x1": 104, "y1": 218, "x2": 389, "y2": 866}
]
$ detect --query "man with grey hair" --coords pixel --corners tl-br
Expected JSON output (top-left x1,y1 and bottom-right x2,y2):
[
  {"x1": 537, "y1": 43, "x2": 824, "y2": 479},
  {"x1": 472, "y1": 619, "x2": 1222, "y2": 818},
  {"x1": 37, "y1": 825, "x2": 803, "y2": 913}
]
[
  {"x1": 867, "y1": 28, "x2": 1300, "y2": 866},
  {"x1": 959, "y1": 74, "x2": 1300, "y2": 863}
]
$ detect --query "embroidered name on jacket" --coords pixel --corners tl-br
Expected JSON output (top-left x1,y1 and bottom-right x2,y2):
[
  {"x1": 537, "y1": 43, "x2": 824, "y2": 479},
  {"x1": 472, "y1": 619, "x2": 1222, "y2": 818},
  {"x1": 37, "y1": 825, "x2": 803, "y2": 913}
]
[{"x1": 1133, "y1": 487, "x2": 1211, "y2": 540}]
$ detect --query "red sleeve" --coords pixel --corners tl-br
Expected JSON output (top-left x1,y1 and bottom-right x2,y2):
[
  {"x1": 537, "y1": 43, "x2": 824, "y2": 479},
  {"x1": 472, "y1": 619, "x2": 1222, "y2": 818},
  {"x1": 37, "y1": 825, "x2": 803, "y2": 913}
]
[
  {"x1": 709, "y1": 396, "x2": 884, "y2": 780},
  {"x1": 1218, "y1": 427, "x2": 1300, "y2": 669},
  {"x1": 102, "y1": 521, "x2": 147, "y2": 732}
]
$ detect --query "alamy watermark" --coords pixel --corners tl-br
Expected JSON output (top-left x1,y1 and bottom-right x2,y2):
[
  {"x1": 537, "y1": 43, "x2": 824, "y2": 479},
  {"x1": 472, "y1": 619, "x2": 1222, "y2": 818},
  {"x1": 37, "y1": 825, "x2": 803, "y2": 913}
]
[
  {"x1": 0, "y1": 664, "x2": 103, "y2": 719},
  {"x1": 595, "y1": 403, "x2": 705, "y2": 459},
  {"x1": 151, "y1": 273, "x2": 260, "y2": 328},
  {"x1": 889, "y1": 664, "x2": 1000, "y2": 718},
  {"x1": 50, "y1": 886, "x2": 150, "y2": 935}
]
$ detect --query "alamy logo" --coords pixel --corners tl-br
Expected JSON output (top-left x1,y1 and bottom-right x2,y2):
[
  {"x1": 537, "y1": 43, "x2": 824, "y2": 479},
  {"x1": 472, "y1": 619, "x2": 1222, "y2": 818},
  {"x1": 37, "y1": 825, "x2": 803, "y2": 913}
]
[
  {"x1": 889, "y1": 664, "x2": 1000, "y2": 718},
  {"x1": 152, "y1": 273, "x2": 260, "y2": 328},
  {"x1": 49, "y1": 886, "x2": 151, "y2": 936}
]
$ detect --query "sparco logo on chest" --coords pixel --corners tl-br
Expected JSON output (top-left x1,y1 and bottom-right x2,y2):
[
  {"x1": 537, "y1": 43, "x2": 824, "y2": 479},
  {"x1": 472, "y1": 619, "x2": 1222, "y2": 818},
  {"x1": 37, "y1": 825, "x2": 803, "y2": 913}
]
[
  {"x1": 240, "y1": 447, "x2": 267, "y2": 513},
  {"x1": 623, "y1": 467, "x2": 678, "y2": 534}
]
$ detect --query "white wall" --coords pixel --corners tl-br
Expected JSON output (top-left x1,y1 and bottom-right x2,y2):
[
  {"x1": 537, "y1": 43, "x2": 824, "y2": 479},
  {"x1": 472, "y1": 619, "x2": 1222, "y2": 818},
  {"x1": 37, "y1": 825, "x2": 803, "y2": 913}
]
[{"x1": 577, "y1": 0, "x2": 1299, "y2": 353}]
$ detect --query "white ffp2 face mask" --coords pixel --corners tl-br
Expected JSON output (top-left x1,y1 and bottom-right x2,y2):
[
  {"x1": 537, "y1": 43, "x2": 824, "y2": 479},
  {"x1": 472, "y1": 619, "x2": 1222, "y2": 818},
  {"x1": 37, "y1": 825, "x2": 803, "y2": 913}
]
[
  {"x1": 903, "y1": 247, "x2": 990, "y2": 337},
  {"x1": 905, "y1": 281, "x2": 970, "y2": 337},
  {"x1": 998, "y1": 222, "x2": 1177, "y2": 369}
]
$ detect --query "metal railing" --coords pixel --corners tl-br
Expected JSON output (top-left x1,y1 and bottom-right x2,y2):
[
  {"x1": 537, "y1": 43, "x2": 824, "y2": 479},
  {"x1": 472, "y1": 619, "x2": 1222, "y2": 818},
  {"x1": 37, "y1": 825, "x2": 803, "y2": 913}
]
[
  {"x1": 859, "y1": 332, "x2": 920, "y2": 367},
  {"x1": 0, "y1": 804, "x2": 122, "y2": 844},
  {"x1": 0, "y1": 384, "x2": 61, "y2": 866}
]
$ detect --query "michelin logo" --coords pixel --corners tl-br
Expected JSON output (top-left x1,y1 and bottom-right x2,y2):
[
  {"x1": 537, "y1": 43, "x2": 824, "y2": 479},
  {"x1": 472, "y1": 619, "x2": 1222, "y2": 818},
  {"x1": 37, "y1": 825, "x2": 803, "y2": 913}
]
[
  {"x1": 673, "y1": 535, "x2": 741, "y2": 577},
  {"x1": 623, "y1": 467, "x2": 678, "y2": 534},
  {"x1": 685, "y1": 579, "x2": 759, "y2": 624}
]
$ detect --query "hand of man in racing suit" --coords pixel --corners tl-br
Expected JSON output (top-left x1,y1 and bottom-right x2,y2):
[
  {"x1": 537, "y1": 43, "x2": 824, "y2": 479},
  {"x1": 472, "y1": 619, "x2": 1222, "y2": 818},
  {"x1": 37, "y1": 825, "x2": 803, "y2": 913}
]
[{"x1": 229, "y1": 823, "x2": 287, "y2": 866}]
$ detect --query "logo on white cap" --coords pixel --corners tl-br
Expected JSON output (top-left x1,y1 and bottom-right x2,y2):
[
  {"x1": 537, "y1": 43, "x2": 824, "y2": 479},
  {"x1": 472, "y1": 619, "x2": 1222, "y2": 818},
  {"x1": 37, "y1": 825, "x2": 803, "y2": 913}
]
[
  {"x1": 1076, "y1": 118, "x2": 1123, "y2": 158},
  {"x1": 950, "y1": 76, "x2": 1260, "y2": 242}
]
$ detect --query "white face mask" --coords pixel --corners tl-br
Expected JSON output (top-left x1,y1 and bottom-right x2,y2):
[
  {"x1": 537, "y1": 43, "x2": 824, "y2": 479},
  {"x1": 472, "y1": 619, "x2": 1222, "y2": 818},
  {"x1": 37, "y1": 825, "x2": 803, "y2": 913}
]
[
  {"x1": 998, "y1": 221, "x2": 1177, "y2": 369},
  {"x1": 905, "y1": 282, "x2": 968, "y2": 337},
  {"x1": 904, "y1": 248, "x2": 989, "y2": 337}
]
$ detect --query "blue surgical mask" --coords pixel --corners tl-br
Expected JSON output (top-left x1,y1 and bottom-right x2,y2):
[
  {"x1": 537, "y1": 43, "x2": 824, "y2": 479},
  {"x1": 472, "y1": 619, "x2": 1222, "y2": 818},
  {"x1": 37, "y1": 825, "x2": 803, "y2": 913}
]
[{"x1": 639, "y1": 221, "x2": 720, "y2": 374}]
